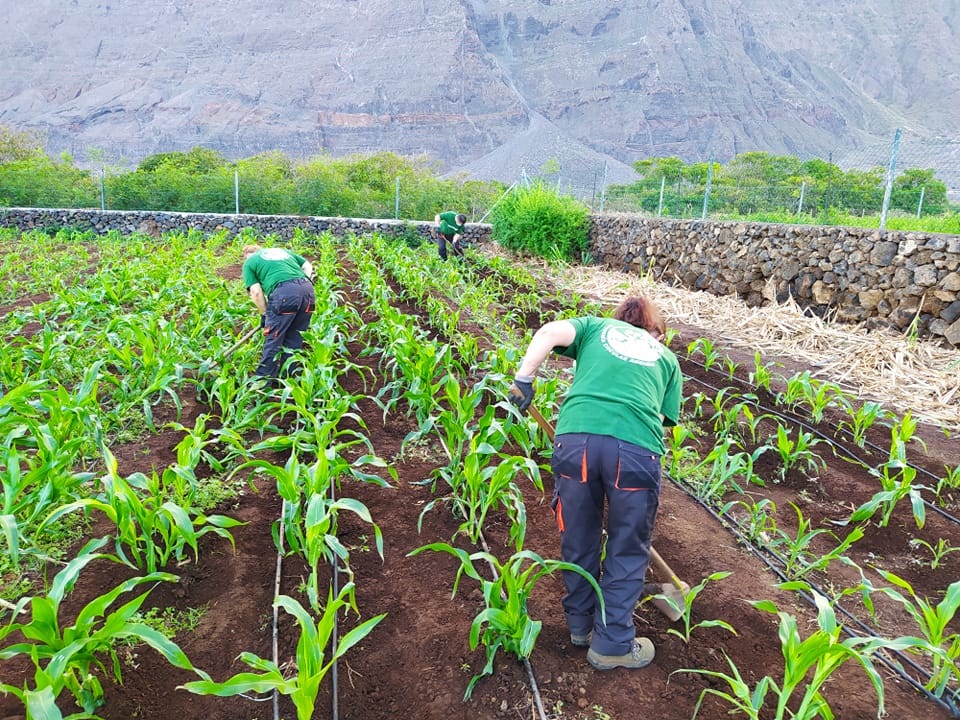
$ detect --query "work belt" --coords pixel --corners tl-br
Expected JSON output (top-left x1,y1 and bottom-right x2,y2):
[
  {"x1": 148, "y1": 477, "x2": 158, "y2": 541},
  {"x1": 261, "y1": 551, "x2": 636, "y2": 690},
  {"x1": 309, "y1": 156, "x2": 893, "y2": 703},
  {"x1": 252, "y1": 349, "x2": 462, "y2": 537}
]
[{"x1": 274, "y1": 277, "x2": 310, "y2": 290}]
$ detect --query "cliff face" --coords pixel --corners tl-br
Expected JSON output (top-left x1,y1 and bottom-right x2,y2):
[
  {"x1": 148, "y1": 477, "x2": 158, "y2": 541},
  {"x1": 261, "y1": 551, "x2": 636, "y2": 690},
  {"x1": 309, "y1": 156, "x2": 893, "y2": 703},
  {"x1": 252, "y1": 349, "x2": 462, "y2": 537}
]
[{"x1": 3, "y1": 0, "x2": 958, "y2": 186}]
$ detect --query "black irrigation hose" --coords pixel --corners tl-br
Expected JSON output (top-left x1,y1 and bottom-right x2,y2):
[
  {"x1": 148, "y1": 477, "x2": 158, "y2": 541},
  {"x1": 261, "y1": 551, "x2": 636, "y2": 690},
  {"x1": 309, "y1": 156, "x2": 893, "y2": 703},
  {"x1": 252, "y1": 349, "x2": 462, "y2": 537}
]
[
  {"x1": 664, "y1": 471, "x2": 960, "y2": 718},
  {"x1": 681, "y1": 360, "x2": 960, "y2": 528}
]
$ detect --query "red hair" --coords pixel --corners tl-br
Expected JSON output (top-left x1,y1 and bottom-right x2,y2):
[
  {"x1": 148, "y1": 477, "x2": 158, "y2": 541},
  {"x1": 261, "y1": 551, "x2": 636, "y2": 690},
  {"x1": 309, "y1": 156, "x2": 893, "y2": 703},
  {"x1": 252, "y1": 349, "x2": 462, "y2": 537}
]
[{"x1": 613, "y1": 296, "x2": 665, "y2": 338}]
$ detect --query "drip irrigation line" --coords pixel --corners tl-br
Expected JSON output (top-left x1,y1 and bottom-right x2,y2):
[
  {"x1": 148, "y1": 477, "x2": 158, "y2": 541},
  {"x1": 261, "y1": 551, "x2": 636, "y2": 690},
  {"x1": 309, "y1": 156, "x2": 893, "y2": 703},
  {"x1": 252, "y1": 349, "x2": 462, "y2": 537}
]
[
  {"x1": 475, "y1": 528, "x2": 548, "y2": 720},
  {"x1": 437, "y1": 432, "x2": 548, "y2": 720},
  {"x1": 271, "y1": 503, "x2": 286, "y2": 720},
  {"x1": 331, "y1": 477, "x2": 340, "y2": 720},
  {"x1": 682, "y1": 362, "x2": 960, "y2": 527},
  {"x1": 666, "y1": 472, "x2": 960, "y2": 718}
]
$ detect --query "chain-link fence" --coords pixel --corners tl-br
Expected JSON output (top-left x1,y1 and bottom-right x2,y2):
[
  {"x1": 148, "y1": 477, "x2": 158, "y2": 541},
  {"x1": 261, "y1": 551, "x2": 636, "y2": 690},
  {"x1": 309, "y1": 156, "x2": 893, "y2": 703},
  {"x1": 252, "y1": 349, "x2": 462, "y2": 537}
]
[
  {"x1": 31, "y1": 127, "x2": 960, "y2": 228},
  {"x1": 541, "y1": 129, "x2": 960, "y2": 227}
]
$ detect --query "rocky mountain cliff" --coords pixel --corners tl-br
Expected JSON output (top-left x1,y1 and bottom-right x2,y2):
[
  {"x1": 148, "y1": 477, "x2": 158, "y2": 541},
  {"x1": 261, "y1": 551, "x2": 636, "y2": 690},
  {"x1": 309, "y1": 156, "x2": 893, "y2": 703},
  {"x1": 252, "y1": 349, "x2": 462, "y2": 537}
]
[{"x1": 4, "y1": 0, "x2": 959, "y2": 189}]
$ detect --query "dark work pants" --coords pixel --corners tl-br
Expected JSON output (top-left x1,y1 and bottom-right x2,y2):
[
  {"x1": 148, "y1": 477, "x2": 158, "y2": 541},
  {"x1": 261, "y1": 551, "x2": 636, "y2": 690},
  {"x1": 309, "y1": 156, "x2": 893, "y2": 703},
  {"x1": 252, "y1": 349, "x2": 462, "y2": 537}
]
[
  {"x1": 550, "y1": 432, "x2": 661, "y2": 656},
  {"x1": 256, "y1": 278, "x2": 315, "y2": 379},
  {"x1": 438, "y1": 233, "x2": 464, "y2": 261}
]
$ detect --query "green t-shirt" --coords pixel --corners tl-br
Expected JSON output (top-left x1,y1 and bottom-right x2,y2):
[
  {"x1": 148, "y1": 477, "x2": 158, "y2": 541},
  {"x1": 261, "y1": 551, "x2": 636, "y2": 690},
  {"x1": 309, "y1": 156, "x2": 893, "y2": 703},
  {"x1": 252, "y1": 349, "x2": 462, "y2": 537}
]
[
  {"x1": 242, "y1": 248, "x2": 307, "y2": 297},
  {"x1": 437, "y1": 211, "x2": 464, "y2": 237},
  {"x1": 553, "y1": 316, "x2": 682, "y2": 455}
]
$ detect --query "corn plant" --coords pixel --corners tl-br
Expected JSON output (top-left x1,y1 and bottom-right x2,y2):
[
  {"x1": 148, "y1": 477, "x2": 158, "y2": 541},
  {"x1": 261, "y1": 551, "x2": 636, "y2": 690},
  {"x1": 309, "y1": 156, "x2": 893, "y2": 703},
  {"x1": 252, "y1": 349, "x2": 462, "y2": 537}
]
[
  {"x1": 425, "y1": 374, "x2": 491, "y2": 467},
  {"x1": 721, "y1": 497, "x2": 778, "y2": 543},
  {"x1": 872, "y1": 571, "x2": 960, "y2": 697},
  {"x1": 423, "y1": 438, "x2": 542, "y2": 551},
  {"x1": 0, "y1": 537, "x2": 202, "y2": 717},
  {"x1": 758, "y1": 424, "x2": 826, "y2": 482},
  {"x1": 40, "y1": 448, "x2": 244, "y2": 573},
  {"x1": 910, "y1": 537, "x2": 960, "y2": 571},
  {"x1": 181, "y1": 587, "x2": 385, "y2": 720},
  {"x1": 722, "y1": 356, "x2": 741, "y2": 380},
  {"x1": 664, "y1": 423, "x2": 700, "y2": 479},
  {"x1": 935, "y1": 464, "x2": 960, "y2": 501},
  {"x1": 687, "y1": 337, "x2": 720, "y2": 372},
  {"x1": 648, "y1": 571, "x2": 736, "y2": 644},
  {"x1": 777, "y1": 371, "x2": 852, "y2": 424},
  {"x1": 164, "y1": 414, "x2": 251, "y2": 480},
  {"x1": 890, "y1": 410, "x2": 926, "y2": 454},
  {"x1": 711, "y1": 397, "x2": 766, "y2": 446},
  {"x1": 837, "y1": 400, "x2": 891, "y2": 447},
  {"x1": 683, "y1": 390, "x2": 709, "y2": 420},
  {"x1": 687, "y1": 439, "x2": 759, "y2": 504},
  {"x1": 768, "y1": 503, "x2": 864, "y2": 579},
  {"x1": 409, "y1": 543, "x2": 604, "y2": 700},
  {"x1": 235, "y1": 452, "x2": 384, "y2": 611},
  {"x1": 675, "y1": 590, "x2": 928, "y2": 719},
  {"x1": 250, "y1": 404, "x2": 393, "y2": 492},
  {"x1": 749, "y1": 351, "x2": 781, "y2": 393},
  {"x1": 850, "y1": 462, "x2": 927, "y2": 529}
]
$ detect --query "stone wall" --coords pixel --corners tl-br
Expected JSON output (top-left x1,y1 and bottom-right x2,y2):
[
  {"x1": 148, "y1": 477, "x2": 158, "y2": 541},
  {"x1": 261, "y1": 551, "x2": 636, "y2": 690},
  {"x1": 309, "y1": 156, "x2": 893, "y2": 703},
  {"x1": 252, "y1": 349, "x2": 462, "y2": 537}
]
[
  {"x1": 0, "y1": 207, "x2": 488, "y2": 246},
  {"x1": 589, "y1": 214, "x2": 960, "y2": 346},
  {"x1": 3, "y1": 207, "x2": 960, "y2": 346}
]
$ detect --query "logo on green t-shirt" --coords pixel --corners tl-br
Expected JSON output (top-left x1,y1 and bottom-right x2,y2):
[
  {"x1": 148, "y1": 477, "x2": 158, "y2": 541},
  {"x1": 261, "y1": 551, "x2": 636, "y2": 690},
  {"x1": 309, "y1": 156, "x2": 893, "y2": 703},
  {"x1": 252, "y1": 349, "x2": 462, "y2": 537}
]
[{"x1": 600, "y1": 325, "x2": 663, "y2": 366}]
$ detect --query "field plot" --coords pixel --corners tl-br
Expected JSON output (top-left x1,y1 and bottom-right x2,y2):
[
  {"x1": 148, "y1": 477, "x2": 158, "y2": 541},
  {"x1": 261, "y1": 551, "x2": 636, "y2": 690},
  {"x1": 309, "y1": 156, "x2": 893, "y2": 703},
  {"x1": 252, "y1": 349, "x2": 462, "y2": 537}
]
[{"x1": 1, "y1": 227, "x2": 959, "y2": 720}]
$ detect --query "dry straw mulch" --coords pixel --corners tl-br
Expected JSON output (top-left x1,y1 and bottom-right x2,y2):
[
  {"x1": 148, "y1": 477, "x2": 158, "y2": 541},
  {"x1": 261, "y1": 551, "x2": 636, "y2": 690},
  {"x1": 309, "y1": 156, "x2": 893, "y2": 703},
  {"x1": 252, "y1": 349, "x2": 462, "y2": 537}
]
[{"x1": 541, "y1": 261, "x2": 960, "y2": 434}]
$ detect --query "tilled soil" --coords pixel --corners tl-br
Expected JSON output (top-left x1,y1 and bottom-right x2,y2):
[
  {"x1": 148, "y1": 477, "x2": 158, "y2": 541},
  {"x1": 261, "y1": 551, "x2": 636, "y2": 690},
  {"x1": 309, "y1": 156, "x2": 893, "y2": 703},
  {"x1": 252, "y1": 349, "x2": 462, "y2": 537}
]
[{"x1": 2, "y1": 253, "x2": 958, "y2": 720}]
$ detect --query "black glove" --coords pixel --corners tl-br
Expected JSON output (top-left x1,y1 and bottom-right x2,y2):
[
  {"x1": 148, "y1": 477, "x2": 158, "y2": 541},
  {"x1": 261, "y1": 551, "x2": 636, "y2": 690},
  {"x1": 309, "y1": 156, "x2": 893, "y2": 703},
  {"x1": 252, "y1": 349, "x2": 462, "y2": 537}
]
[
  {"x1": 509, "y1": 376, "x2": 535, "y2": 412},
  {"x1": 259, "y1": 314, "x2": 266, "y2": 329}
]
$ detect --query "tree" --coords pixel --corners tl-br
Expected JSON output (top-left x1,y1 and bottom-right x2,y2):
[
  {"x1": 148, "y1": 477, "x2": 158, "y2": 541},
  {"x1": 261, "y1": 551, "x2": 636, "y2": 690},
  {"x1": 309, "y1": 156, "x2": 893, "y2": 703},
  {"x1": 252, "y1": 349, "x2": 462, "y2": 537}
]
[
  {"x1": 0, "y1": 125, "x2": 45, "y2": 164},
  {"x1": 892, "y1": 168, "x2": 948, "y2": 214},
  {"x1": 137, "y1": 147, "x2": 227, "y2": 174}
]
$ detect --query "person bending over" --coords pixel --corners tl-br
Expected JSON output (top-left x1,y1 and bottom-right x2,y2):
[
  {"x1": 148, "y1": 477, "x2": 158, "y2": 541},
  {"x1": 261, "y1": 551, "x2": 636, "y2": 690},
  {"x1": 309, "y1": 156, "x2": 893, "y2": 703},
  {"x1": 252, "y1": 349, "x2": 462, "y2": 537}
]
[
  {"x1": 241, "y1": 244, "x2": 315, "y2": 383},
  {"x1": 509, "y1": 296, "x2": 682, "y2": 671}
]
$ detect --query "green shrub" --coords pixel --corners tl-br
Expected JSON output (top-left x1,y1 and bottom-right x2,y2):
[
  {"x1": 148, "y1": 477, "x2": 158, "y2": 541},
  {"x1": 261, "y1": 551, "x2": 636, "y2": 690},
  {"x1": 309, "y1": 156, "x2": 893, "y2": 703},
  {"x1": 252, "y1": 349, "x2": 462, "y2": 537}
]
[{"x1": 490, "y1": 182, "x2": 589, "y2": 262}]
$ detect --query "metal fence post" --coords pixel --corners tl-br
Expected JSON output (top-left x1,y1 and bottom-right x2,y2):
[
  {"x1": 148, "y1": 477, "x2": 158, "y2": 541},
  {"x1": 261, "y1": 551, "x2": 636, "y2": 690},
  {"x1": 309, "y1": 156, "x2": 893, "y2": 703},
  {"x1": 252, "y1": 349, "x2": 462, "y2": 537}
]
[
  {"x1": 234, "y1": 170, "x2": 240, "y2": 214},
  {"x1": 701, "y1": 157, "x2": 714, "y2": 220},
  {"x1": 879, "y1": 128, "x2": 901, "y2": 230},
  {"x1": 599, "y1": 160, "x2": 608, "y2": 213},
  {"x1": 917, "y1": 186, "x2": 925, "y2": 218},
  {"x1": 395, "y1": 176, "x2": 400, "y2": 219},
  {"x1": 658, "y1": 176, "x2": 665, "y2": 216},
  {"x1": 100, "y1": 168, "x2": 106, "y2": 211},
  {"x1": 797, "y1": 181, "x2": 806, "y2": 215}
]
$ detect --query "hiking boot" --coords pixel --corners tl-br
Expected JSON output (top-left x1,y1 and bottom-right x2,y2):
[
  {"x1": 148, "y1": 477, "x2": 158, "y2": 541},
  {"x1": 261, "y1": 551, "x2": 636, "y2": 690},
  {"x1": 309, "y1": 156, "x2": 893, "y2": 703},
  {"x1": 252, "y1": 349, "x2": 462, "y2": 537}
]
[
  {"x1": 587, "y1": 637, "x2": 655, "y2": 670},
  {"x1": 570, "y1": 632, "x2": 591, "y2": 648}
]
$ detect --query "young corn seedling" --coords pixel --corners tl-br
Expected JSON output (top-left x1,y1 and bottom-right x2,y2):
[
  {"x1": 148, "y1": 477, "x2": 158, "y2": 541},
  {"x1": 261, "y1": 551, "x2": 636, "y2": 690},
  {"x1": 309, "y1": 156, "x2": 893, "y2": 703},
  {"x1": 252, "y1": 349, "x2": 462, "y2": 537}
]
[
  {"x1": 777, "y1": 371, "x2": 852, "y2": 424},
  {"x1": 711, "y1": 398, "x2": 764, "y2": 446},
  {"x1": 674, "y1": 589, "x2": 928, "y2": 719},
  {"x1": 181, "y1": 586, "x2": 385, "y2": 720},
  {"x1": 664, "y1": 423, "x2": 700, "y2": 479},
  {"x1": 759, "y1": 423, "x2": 826, "y2": 482},
  {"x1": 688, "y1": 439, "x2": 762, "y2": 505},
  {"x1": 936, "y1": 464, "x2": 960, "y2": 501},
  {"x1": 850, "y1": 462, "x2": 927, "y2": 529},
  {"x1": 235, "y1": 452, "x2": 384, "y2": 610},
  {"x1": 837, "y1": 400, "x2": 891, "y2": 447},
  {"x1": 40, "y1": 447, "x2": 245, "y2": 573},
  {"x1": 910, "y1": 537, "x2": 960, "y2": 571},
  {"x1": 872, "y1": 571, "x2": 960, "y2": 698},
  {"x1": 424, "y1": 437, "x2": 542, "y2": 551},
  {"x1": 645, "y1": 570, "x2": 736, "y2": 644},
  {"x1": 768, "y1": 503, "x2": 864, "y2": 579},
  {"x1": 409, "y1": 544, "x2": 604, "y2": 700},
  {"x1": 748, "y1": 351, "x2": 781, "y2": 394},
  {"x1": 0, "y1": 537, "x2": 203, "y2": 717},
  {"x1": 687, "y1": 337, "x2": 720, "y2": 372},
  {"x1": 720, "y1": 497, "x2": 778, "y2": 544}
]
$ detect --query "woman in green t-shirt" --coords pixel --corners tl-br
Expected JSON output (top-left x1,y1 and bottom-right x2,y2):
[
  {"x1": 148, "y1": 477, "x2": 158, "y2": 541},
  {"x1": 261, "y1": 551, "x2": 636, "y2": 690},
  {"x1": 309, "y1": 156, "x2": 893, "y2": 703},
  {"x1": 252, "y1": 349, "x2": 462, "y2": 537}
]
[{"x1": 509, "y1": 296, "x2": 682, "y2": 671}]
